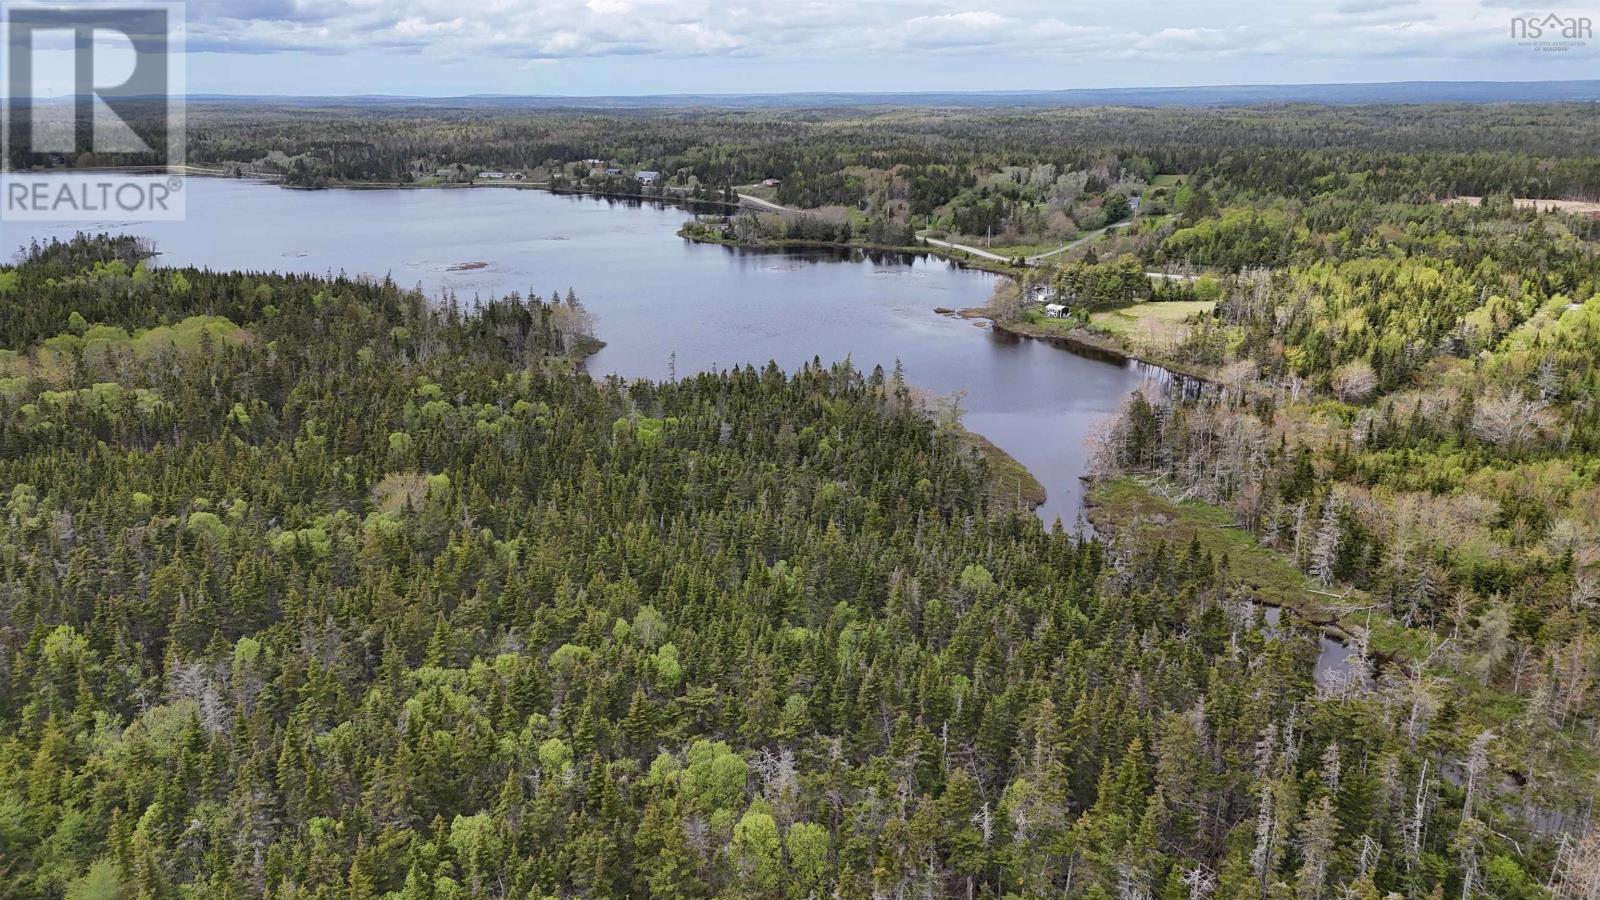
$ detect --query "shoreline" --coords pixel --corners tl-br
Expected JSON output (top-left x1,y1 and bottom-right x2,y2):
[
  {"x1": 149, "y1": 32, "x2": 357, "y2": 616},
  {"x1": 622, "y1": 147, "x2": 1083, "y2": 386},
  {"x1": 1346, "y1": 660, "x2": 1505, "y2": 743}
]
[
  {"x1": 20, "y1": 168, "x2": 1074, "y2": 531},
  {"x1": 677, "y1": 225, "x2": 1021, "y2": 275},
  {"x1": 955, "y1": 307, "x2": 1220, "y2": 384},
  {"x1": 284, "y1": 179, "x2": 733, "y2": 210},
  {"x1": 965, "y1": 430, "x2": 1048, "y2": 513},
  {"x1": 20, "y1": 167, "x2": 1025, "y2": 276},
  {"x1": 26, "y1": 167, "x2": 735, "y2": 209}
]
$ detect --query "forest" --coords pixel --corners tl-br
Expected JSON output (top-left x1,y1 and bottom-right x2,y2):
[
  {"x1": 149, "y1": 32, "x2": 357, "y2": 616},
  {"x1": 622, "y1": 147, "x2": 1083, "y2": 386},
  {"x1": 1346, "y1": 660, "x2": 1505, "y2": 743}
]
[
  {"x1": 0, "y1": 230, "x2": 1564, "y2": 899},
  {"x1": 153, "y1": 101, "x2": 1600, "y2": 254},
  {"x1": 1065, "y1": 107, "x2": 1600, "y2": 900}
]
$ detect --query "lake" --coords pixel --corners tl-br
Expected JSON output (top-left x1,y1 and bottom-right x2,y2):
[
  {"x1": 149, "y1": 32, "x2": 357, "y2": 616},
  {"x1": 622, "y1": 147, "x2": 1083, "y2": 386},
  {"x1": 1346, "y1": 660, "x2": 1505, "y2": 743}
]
[{"x1": 2, "y1": 176, "x2": 1149, "y2": 524}]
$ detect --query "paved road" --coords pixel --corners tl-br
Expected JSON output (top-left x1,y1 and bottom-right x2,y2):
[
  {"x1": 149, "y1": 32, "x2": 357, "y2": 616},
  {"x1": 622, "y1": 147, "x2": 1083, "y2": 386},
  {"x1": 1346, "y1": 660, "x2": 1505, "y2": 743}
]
[
  {"x1": 736, "y1": 192, "x2": 798, "y2": 214},
  {"x1": 1027, "y1": 214, "x2": 1181, "y2": 263},
  {"x1": 918, "y1": 235, "x2": 1013, "y2": 263},
  {"x1": 920, "y1": 216, "x2": 1140, "y2": 266},
  {"x1": 1025, "y1": 226, "x2": 1112, "y2": 263},
  {"x1": 919, "y1": 229, "x2": 1111, "y2": 266}
]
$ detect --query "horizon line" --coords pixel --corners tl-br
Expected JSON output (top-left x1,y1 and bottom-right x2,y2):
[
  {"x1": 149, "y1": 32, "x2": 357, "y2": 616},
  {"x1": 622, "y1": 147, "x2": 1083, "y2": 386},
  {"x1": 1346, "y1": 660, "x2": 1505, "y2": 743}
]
[
  {"x1": 7, "y1": 78, "x2": 1597, "y2": 105},
  {"x1": 182, "y1": 77, "x2": 1600, "y2": 100}
]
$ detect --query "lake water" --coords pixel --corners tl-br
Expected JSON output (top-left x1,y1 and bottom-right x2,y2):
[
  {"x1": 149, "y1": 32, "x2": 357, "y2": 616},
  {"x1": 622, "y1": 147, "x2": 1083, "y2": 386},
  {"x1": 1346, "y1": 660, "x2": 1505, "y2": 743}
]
[{"x1": 2, "y1": 176, "x2": 1148, "y2": 524}]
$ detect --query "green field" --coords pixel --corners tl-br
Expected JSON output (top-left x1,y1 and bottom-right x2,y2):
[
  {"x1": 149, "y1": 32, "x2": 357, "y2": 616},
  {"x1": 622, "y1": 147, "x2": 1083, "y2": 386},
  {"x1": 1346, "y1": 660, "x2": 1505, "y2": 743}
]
[{"x1": 1089, "y1": 299, "x2": 1215, "y2": 336}]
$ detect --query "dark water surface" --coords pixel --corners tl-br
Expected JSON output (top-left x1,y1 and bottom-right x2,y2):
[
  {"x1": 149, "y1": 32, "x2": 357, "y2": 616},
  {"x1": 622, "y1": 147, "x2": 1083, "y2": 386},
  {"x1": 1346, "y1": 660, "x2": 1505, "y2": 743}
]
[{"x1": 3, "y1": 177, "x2": 1149, "y2": 524}]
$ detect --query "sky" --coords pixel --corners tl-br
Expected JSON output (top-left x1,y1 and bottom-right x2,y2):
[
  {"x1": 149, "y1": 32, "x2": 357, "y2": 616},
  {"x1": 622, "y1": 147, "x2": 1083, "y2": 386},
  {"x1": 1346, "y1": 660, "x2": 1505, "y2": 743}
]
[{"x1": 16, "y1": 0, "x2": 1600, "y2": 96}]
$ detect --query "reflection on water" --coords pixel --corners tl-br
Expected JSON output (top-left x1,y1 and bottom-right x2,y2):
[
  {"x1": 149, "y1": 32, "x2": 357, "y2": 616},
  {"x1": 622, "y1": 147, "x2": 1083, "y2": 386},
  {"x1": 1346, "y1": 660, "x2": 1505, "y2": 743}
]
[
  {"x1": 1314, "y1": 634, "x2": 1372, "y2": 690},
  {"x1": 4, "y1": 176, "x2": 1147, "y2": 524},
  {"x1": 1230, "y1": 598, "x2": 1372, "y2": 691}
]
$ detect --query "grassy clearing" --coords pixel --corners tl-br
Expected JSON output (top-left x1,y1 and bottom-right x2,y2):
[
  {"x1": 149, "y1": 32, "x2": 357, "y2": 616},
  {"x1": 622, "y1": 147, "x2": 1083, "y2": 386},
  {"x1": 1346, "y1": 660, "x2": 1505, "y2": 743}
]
[
  {"x1": 1150, "y1": 174, "x2": 1189, "y2": 188},
  {"x1": 1086, "y1": 475, "x2": 1345, "y2": 622},
  {"x1": 1445, "y1": 195, "x2": 1600, "y2": 216},
  {"x1": 1088, "y1": 300, "x2": 1216, "y2": 360},
  {"x1": 1089, "y1": 299, "x2": 1216, "y2": 337},
  {"x1": 1087, "y1": 476, "x2": 1431, "y2": 672},
  {"x1": 1017, "y1": 309, "x2": 1084, "y2": 334},
  {"x1": 1084, "y1": 475, "x2": 1439, "y2": 666},
  {"x1": 961, "y1": 309, "x2": 1137, "y2": 364}
]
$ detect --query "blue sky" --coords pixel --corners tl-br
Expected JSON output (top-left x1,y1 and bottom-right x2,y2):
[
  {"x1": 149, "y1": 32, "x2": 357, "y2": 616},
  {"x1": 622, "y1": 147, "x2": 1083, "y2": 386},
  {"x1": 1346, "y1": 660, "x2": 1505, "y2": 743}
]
[{"x1": 42, "y1": 0, "x2": 1600, "y2": 95}]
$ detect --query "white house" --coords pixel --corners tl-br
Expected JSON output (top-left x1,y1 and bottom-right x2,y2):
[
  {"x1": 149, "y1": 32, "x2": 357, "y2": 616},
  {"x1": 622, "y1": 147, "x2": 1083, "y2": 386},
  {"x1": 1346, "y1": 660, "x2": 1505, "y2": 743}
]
[
  {"x1": 478, "y1": 171, "x2": 506, "y2": 180},
  {"x1": 636, "y1": 170, "x2": 662, "y2": 185},
  {"x1": 1044, "y1": 303, "x2": 1068, "y2": 318}
]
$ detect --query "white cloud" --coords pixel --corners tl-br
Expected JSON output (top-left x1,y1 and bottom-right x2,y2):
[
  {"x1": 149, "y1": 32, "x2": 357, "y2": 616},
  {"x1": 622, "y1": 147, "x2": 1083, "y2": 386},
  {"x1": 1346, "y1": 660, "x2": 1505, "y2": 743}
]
[
  {"x1": 181, "y1": 0, "x2": 1599, "y2": 68},
  {"x1": 1336, "y1": 0, "x2": 1421, "y2": 14}
]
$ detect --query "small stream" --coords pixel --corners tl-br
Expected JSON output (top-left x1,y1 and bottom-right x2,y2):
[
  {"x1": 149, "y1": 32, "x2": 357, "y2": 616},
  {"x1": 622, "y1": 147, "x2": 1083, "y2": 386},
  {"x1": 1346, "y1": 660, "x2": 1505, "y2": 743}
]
[{"x1": 1229, "y1": 599, "x2": 1373, "y2": 691}]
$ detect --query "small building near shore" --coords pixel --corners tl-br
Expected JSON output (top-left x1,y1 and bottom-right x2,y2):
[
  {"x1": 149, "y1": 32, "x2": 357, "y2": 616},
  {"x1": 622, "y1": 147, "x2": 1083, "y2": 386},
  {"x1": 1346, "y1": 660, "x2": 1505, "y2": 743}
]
[
  {"x1": 1044, "y1": 303, "x2": 1068, "y2": 318},
  {"x1": 636, "y1": 170, "x2": 662, "y2": 185},
  {"x1": 478, "y1": 171, "x2": 506, "y2": 180}
]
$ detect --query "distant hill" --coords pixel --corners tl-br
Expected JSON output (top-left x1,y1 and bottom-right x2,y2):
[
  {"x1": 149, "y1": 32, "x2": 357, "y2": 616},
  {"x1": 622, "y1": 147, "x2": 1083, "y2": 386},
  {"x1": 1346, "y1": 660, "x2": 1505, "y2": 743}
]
[{"x1": 187, "y1": 80, "x2": 1600, "y2": 109}]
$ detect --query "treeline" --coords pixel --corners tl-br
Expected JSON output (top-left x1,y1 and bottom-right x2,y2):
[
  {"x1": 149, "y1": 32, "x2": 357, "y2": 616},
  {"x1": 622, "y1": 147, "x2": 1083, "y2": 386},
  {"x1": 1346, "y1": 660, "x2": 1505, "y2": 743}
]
[
  {"x1": 177, "y1": 102, "x2": 1600, "y2": 216},
  {"x1": 686, "y1": 211, "x2": 918, "y2": 248}
]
